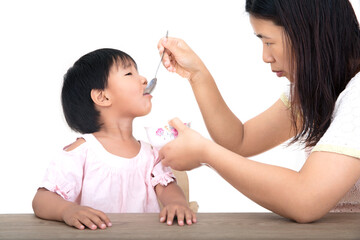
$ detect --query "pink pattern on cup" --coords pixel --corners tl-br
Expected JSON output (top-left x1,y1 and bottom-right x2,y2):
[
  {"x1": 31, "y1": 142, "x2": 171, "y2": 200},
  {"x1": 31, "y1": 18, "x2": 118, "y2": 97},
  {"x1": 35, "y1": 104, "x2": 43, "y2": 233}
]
[
  {"x1": 156, "y1": 128, "x2": 164, "y2": 136},
  {"x1": 170, "y1": 127, "x2": 178, "y2": 137}
]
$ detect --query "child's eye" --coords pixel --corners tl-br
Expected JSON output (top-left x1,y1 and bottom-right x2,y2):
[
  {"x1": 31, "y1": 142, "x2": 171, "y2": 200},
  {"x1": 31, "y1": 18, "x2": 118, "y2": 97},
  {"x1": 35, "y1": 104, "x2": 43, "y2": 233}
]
[{"x1": 125, "y1": 72, "x2": 132, "y2": 76}]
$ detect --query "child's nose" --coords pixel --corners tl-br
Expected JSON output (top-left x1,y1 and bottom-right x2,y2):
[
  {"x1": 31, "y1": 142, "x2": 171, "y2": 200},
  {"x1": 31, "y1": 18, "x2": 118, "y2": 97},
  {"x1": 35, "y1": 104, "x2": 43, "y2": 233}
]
[{"x1": 142, "y1": 76, "x2": 148, "y2": 85}]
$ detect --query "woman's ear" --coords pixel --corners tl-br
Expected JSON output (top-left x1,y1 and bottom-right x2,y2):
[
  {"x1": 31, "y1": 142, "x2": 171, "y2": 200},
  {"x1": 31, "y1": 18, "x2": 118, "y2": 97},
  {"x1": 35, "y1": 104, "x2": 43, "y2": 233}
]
[{"x1": 90, "y1": 89, "x2": 111, "y2": 107}]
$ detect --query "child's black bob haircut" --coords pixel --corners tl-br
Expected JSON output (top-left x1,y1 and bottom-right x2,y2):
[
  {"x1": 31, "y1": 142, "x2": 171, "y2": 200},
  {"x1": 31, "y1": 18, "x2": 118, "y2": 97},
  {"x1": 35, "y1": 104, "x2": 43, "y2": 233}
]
[{"x1": 61, "y1": 48, "x2": 137, "y2": 134}]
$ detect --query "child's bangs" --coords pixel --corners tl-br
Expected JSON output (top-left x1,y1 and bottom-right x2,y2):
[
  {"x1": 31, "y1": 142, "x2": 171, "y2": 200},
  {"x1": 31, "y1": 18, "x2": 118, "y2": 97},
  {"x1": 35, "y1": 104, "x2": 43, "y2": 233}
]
[{"x1": 113, "y1": 55, "x2": 137, "y2": 70}]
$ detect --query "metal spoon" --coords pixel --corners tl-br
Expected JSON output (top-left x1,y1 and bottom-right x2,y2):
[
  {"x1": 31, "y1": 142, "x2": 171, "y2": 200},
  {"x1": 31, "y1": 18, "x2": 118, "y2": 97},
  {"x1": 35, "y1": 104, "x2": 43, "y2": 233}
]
[{"x1": 144, "y1": 31, "x2": 168, "y2": 95}]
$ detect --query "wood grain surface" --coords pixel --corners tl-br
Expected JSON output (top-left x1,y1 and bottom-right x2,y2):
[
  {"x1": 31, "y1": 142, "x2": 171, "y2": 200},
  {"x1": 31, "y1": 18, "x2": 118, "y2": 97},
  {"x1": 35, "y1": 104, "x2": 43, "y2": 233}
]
[{"x1": 0, "y1": 213, "x2": 359, "y2": 239}]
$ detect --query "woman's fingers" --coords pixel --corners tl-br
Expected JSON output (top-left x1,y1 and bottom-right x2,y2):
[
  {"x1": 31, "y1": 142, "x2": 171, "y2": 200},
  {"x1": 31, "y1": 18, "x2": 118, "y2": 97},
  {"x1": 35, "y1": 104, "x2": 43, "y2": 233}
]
[
  {"x1": 158, "y1": 118, "x2": 185, "y2": 167},
  {"x1": 158, "y1": 37, "x2": 174, "y2": 70},
  {"x1": 162, "y1": 37, "x2": 182, "y2": 56},
  {"x1": 168, "y1": 118, "x2": 187, "y2": 132}
]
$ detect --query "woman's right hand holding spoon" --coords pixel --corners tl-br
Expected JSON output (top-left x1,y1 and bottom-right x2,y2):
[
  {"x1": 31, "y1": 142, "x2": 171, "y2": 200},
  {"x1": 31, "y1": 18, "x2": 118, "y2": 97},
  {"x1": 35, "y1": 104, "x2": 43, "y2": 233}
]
[{"x1": 158, "y1": 37, "x2": 209, "y2": 83}]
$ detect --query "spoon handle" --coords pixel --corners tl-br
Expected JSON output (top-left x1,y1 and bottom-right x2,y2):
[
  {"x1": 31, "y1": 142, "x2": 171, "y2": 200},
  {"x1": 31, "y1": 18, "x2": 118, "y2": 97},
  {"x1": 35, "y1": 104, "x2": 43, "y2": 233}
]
[{"x1": 154, "y1": 30, "x2": 169, "y2": 78}]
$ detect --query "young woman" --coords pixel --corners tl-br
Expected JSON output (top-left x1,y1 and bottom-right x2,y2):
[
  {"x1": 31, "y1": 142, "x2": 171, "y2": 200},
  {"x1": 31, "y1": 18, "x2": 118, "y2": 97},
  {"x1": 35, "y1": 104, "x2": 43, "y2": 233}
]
[{"x1": 156, "y1": 0, "x2": 360, "y2": 223}]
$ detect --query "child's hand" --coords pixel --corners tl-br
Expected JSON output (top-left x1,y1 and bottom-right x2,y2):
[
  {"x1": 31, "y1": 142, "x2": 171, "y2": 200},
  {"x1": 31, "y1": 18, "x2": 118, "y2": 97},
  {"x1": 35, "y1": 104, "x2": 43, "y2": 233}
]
[
  {"x1": 159, "y1": 203, "x2": 197, "y2": 226},
  {"x1": 62, "y1": 204, "x2": 112, "y2": 230}
]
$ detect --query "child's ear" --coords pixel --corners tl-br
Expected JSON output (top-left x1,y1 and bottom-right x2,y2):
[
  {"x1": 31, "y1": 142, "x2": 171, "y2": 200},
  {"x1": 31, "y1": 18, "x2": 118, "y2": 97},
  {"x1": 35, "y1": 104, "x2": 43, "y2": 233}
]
[{"x1": 90, "y1": 89, "x2": 111, "y2": 107}]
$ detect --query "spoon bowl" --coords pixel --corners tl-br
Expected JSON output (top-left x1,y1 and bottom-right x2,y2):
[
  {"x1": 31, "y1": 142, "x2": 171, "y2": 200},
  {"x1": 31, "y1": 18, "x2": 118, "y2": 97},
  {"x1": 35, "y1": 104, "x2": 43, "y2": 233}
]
[
  {"x1": 144, "y1": 78, "x2": 157, "y2": 95},
  {"x1": 143, "y1": 31, "x2": 168, "y2": 95}
]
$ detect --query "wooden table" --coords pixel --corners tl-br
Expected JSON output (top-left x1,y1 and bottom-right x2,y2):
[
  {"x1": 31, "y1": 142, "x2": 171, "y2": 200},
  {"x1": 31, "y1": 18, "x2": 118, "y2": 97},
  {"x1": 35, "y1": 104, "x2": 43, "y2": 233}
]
[{"x1": 0, "y1": 213, "x2": 359, "y2": 239}]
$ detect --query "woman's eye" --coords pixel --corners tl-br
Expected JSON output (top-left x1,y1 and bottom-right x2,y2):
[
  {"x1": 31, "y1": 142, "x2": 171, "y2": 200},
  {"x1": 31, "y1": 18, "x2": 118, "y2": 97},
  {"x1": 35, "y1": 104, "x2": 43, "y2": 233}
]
[
  {"x1": 125, "y1": 72, "x2": 132, "y2": 76},
  {"x1": 265, "y1": 42, "x2": 272, "y2": 47}
]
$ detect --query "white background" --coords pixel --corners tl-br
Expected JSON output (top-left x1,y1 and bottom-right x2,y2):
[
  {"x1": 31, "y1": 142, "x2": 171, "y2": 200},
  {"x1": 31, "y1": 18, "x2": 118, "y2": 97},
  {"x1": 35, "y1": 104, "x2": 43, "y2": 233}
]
[{"x1": 1, "y1": 0, "x2": 359, "y2": 214}]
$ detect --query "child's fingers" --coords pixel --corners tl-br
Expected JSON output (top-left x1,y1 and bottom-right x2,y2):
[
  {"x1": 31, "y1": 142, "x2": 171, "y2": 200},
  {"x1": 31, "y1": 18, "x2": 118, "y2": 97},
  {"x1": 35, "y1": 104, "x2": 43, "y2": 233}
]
[
  {"x1": 159, "y1": 207, "x2": 167, "y2": 223},
  {"x1": 185, "y1": 210, "x2": 194, "y2": 225},
  {"x1": 91, "y1": 209, "x2": 112, "y2": 228},
  {"x1": 165, "y1": 209, "x2": 176, "y2": 226},
  {"x1": 160, "y1": 205, "x2": 196, "y2": 226},
  {"x1": 71, "y1": 219, "x2": 85, "y2": 230},
  {"x1": 104, "y1": 217, "x2": 112, "y2": 227},
  {"x1": 192, "y1": 212, "x2": 197, "y2": 223},
  {"x1": 176, "y1": 210, "x2": 185, "y2": 226},
  {"x1": 78, "y1": 215, "x2": 98, "y2": 230},
  {"x1": 89, "y1": 215, "x2": 107, "y2": 229}
]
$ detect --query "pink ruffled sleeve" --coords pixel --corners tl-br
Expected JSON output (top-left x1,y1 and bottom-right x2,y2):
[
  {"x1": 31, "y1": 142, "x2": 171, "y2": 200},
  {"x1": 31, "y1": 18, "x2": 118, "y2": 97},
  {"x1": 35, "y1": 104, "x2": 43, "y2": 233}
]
[
  {"x1": 150, "y1": 147, "x2": 175, "y2": 187},
  {"x1": 39, "y1": 143, "x2": 87, "y2": 203}
]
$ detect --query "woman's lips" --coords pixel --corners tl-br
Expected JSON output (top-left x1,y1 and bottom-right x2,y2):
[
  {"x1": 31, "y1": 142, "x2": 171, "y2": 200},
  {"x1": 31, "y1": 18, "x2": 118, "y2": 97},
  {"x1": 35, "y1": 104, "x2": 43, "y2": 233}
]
[{"x1": 273, "y1": 71, "x2": 283, "y2": 77}]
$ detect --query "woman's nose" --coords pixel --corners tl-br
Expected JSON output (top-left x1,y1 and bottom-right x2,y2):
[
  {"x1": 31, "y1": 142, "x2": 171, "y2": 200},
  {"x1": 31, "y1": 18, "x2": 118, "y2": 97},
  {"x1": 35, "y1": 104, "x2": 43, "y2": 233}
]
[{"x1": 262, "y1": 48, "x2": 275, "y2": 64}]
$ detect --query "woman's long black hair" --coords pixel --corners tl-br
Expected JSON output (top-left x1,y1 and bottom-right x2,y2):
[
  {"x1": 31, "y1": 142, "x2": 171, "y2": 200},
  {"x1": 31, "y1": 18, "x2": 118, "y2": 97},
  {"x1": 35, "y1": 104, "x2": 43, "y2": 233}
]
[{"x1": 246, "y1": 0, "x2": 360, "y2": 147}]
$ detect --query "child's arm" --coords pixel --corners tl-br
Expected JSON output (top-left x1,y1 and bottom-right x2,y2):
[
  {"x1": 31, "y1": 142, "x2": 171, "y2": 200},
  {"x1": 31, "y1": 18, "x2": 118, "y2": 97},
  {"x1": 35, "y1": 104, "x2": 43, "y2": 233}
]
[
  {"x1": 32, "y1": 188, "x2": 112, "y2": 230},
  {"x1": 155, "y1": 182, "x2": 197, "y2": 226}
]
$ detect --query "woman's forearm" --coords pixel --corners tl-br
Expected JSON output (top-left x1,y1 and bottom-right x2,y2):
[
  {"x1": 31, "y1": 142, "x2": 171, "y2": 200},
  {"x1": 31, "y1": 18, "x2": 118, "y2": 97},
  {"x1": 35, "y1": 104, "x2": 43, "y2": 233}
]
[
  {"x1": 160, "y1": 37, "x2": 245, "y2": 152},
  {"x1": 189, "y1": 69, "x2": 245, "y2": 152},
  {"x1": 202, "y1": 141, "x2": 331, "y2": 223}
]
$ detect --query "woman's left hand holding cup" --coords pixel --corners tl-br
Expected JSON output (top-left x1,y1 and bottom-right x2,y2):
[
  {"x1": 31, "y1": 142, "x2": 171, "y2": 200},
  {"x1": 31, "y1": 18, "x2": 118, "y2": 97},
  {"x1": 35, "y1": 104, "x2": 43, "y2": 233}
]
[{"x1": 158, "y1": 118, "x2": 210, "y2": 171}]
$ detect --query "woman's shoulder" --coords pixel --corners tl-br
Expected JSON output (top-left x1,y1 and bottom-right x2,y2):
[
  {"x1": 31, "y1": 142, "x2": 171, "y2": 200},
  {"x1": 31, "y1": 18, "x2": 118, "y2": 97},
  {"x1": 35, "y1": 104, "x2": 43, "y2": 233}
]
[
  {"x1": 345, "y1": 71, "x2": 360, "y2": 90},
  {"x1": 337, "y1": 72, "x2": 360, "y2": 104}
]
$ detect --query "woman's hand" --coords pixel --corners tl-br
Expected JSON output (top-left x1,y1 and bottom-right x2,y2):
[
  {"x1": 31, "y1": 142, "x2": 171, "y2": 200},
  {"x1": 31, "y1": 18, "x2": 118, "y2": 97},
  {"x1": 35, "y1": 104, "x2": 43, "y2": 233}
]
[
  {"x1": 62, "y1": 204, "x2": 112, "y2": 230},
  {"x1": 157, "y1": 37, "x2": 207, "y2": 82},
  {"x1": 158, "y1": 118, "x2": 211, "y2": 171},
  {"x1": 159, "y1": 202, "x2": 197, "y2": 226}
]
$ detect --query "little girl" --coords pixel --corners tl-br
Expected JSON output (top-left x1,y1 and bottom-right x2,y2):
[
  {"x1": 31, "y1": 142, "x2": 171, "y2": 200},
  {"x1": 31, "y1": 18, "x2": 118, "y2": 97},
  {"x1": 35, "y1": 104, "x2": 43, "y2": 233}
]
[{"x1": 32, "y1": 48, "x2": 196, "y2": 230}]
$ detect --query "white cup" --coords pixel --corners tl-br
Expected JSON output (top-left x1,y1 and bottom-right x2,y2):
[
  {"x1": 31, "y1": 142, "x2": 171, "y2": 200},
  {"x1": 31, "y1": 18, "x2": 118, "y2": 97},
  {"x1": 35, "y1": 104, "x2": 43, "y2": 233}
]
[{"x1": 145, "y1": 122, "x2": 191, "y2": 149}]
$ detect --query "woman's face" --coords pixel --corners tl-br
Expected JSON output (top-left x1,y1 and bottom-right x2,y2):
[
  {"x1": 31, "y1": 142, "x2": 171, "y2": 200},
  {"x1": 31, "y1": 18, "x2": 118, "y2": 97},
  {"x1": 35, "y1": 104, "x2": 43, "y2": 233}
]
[{"x1": 249, "y1": 15, "x2": 291, "y2": 80}]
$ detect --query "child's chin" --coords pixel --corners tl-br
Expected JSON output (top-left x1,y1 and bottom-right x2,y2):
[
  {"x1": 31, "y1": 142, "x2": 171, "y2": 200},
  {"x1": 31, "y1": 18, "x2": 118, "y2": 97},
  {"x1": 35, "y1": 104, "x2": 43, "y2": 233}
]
[{"x1": 140, "y1": 108, "x2": 152, "y2": 116}]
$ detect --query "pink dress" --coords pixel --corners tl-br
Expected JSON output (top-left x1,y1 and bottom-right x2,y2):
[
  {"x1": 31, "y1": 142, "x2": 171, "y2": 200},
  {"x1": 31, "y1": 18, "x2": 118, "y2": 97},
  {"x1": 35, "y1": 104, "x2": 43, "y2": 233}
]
[{"x1": 39, "y1": 134, "x2": 175, "y2": 213}]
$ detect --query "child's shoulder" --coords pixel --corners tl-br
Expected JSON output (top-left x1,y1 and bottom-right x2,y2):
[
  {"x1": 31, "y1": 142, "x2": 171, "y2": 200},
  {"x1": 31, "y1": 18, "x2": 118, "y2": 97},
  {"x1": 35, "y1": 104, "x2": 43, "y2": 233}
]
[
  {"x1": 63, "y1": 137, "x2": 86, "y2": 152},
  {"x1": 139, "y1": 140, "x2": 156, "y2": 151}
]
